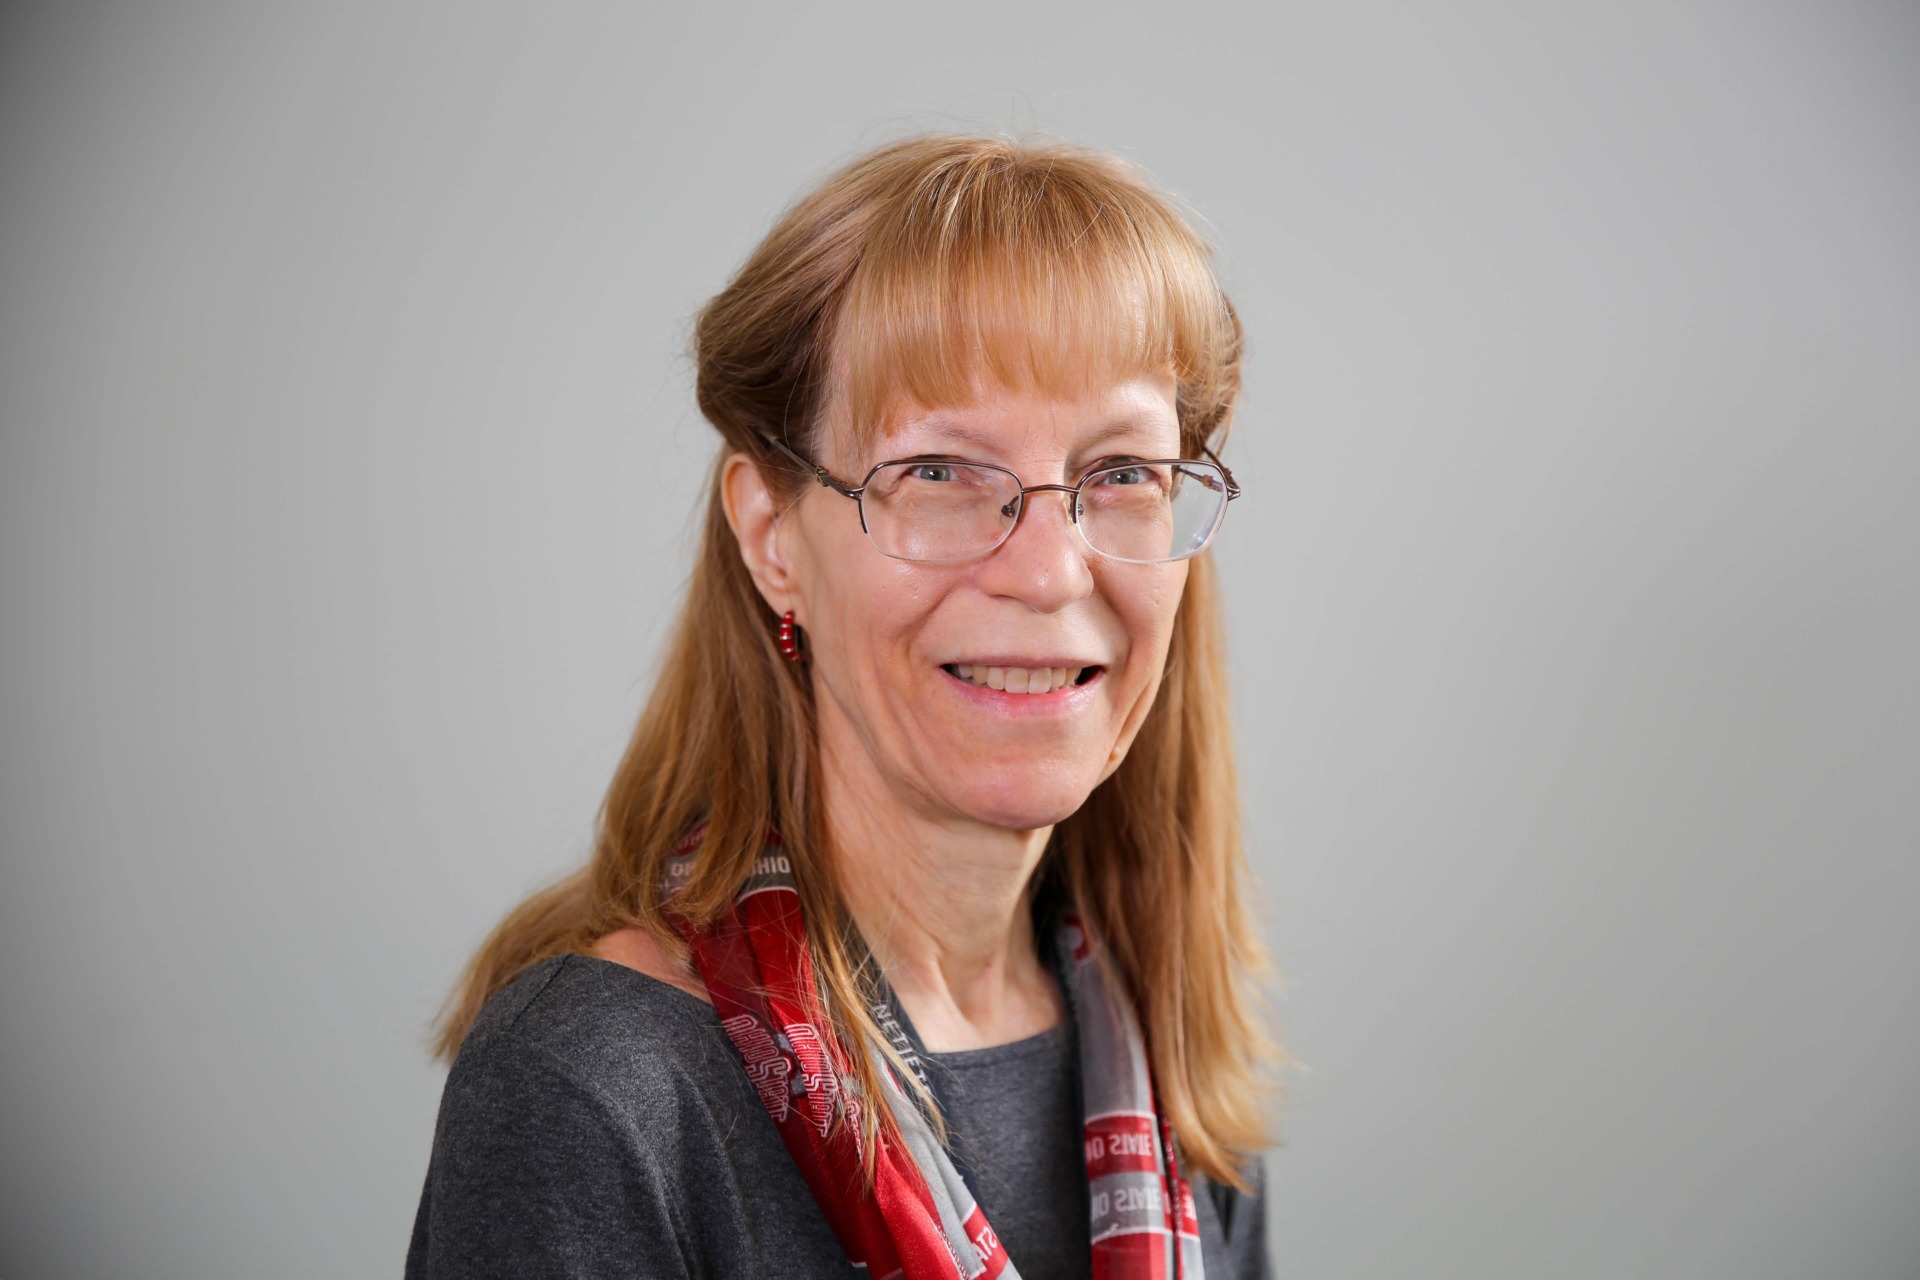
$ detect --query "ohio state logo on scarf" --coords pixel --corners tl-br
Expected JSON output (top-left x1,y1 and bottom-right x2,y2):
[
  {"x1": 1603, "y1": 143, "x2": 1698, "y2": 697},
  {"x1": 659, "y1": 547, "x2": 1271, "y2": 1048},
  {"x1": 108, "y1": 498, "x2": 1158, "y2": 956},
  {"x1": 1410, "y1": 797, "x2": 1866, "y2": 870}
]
[{"x1": 664, "y1": 826, "x2": 1205, "y2": 1280}]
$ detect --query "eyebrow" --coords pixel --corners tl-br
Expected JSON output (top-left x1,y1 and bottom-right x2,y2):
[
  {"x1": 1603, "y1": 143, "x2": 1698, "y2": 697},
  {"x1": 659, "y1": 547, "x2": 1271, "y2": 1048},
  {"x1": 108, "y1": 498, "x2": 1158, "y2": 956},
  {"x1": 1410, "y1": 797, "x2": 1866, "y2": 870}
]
[{"x1": 903, "y1": 415, "x2": 1177, "y2": 459}]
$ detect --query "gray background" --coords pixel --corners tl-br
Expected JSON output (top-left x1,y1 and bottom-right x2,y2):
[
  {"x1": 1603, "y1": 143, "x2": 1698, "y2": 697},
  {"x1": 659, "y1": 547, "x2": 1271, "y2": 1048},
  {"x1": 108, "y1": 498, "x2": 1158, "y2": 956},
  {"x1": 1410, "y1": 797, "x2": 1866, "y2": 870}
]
[{"x1": 2, "y1": 2, "x2": 1915, "y2": 1277}]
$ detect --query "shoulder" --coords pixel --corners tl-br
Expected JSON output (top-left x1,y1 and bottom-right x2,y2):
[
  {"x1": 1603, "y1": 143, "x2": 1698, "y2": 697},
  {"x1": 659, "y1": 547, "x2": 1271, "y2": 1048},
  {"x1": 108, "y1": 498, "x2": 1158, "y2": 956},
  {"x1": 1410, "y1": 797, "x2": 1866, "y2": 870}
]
[
  {"x1": 425, "y1": 951, "x2": 767, "y2": 1219},
  {"x1": 448, "y1": 953, "x2": 737, "y2": 1127},
  {"x1": 586, "y1": 925, "x2": 711, "y2": 1004},
  {"x1": 1194, "y1": 1154, "x2": 1274, "y2": 1280},
  {"x1": 410, "y1": 956, "x2": 775, "y2": 1277}
]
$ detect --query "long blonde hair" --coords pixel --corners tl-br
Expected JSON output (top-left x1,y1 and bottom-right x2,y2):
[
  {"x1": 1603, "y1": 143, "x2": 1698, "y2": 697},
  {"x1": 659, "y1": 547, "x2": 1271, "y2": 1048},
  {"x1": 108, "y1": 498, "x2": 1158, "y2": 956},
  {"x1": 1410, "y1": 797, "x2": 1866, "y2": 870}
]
[{"x1": 431, "y1": 132, "x2": 1280, "y2": 1188}]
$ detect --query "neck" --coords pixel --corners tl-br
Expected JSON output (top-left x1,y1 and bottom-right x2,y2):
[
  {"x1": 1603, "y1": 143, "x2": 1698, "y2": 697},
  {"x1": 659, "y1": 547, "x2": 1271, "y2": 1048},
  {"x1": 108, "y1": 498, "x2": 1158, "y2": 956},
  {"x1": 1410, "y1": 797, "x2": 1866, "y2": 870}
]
[{"x1": 820, "y1": 733, "x2": 1064, "y2": 1053}]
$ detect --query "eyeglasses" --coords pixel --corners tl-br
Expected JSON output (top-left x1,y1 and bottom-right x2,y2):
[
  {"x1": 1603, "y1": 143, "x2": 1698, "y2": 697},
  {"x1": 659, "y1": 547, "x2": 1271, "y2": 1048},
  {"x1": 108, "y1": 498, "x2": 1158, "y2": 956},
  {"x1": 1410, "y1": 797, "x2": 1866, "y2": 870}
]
[{"x1": 757, "y1": 431, "x2": 1241, "y2": 565}]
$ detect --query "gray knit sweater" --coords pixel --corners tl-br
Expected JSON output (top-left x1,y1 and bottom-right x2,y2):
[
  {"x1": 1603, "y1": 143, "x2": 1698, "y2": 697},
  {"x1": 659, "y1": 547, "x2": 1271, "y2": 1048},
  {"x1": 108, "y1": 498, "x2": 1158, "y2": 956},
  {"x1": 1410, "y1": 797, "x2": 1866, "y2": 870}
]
[{"x1": 406, "y1": 954, "x2": 1272, "y2": 1278}]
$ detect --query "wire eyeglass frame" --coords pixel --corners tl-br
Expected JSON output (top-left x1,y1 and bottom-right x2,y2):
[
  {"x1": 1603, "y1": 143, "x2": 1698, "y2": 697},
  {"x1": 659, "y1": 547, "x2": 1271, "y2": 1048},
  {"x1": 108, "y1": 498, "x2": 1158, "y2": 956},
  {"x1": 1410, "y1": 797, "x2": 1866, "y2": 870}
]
[{"x1": 755, "y1": 429, "x2": 1242, "y2": 565}]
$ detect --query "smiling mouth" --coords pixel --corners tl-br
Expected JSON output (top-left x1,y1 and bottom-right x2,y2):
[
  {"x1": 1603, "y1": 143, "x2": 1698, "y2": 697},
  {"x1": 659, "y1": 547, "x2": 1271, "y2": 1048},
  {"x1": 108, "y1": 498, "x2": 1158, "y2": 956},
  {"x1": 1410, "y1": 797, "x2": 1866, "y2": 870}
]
[{"x1": 939, "y1": 663, "x2": 1102, "y2": 694}]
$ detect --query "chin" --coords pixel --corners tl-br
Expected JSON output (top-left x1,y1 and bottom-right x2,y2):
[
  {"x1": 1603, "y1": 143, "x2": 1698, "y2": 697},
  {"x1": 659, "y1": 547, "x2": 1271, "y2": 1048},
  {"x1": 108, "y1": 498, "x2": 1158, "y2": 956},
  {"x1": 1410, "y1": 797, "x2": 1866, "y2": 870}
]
[{"x1": 939, "y1": 762, "x2": 1101, "y2": 833}]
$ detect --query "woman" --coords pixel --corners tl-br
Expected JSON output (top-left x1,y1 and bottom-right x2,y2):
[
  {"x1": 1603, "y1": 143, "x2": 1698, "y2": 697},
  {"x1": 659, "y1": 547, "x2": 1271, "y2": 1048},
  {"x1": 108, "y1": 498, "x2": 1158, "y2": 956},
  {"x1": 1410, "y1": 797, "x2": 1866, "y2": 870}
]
[{"x1": 407, "y1": 133, "x2": 1278, "y2": 1279}]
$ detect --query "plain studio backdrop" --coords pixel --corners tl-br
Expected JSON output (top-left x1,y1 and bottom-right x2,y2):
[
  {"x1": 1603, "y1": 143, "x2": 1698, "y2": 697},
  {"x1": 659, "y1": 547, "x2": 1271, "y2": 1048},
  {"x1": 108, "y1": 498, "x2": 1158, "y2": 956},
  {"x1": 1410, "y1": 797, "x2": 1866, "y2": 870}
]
[{"x1": 2, "y1": 3, "x2": 1916, "y2": 1277}]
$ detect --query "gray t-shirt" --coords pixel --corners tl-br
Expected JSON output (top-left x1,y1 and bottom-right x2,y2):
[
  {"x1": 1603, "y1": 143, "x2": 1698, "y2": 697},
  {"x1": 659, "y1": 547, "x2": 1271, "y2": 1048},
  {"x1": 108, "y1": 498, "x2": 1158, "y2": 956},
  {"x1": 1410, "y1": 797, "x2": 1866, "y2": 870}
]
[{"x1": 406, "y1": 954, "x2": 1272, "y2": 1278}]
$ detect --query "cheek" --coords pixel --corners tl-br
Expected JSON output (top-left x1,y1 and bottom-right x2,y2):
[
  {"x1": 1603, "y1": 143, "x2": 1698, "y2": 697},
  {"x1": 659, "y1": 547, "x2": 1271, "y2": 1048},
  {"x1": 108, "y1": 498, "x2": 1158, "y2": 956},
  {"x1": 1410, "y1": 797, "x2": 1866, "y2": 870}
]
[
  {"x1": 797, "y1": 539, "x2": 942, "y2": 680},
  {"x1": 839, "y1": 562, "x2": 937, "y2": 638},
  {"x1": 788, "y1": 500, "x2": 875, "y2": 624},
  {"x1": 1114, "y1": 564, "x2": 1189, "y2": 667}
]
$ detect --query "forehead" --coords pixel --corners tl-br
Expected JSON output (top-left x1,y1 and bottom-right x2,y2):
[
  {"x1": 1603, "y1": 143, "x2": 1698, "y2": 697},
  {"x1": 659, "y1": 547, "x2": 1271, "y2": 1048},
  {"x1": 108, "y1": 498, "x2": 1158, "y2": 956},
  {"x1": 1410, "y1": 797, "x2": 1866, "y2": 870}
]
[{"x1": 840, "y1": 374, "x2": 1181, "y2": 464}]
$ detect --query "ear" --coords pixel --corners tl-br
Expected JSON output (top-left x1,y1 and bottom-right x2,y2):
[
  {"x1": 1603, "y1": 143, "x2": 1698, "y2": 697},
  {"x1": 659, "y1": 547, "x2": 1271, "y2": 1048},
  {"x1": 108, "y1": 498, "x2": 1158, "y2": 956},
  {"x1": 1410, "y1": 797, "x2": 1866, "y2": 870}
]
[{"x1": 721, "y1": 452, "x2": 801, "y2": 616}]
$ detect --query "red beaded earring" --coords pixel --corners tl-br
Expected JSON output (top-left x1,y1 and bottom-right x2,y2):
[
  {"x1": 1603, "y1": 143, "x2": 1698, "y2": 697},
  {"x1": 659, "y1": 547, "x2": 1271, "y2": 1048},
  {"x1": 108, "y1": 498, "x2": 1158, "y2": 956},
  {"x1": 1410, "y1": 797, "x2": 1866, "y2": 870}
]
[{"x1": 776, "y1": 610, "x2": 804, "y2": 662}]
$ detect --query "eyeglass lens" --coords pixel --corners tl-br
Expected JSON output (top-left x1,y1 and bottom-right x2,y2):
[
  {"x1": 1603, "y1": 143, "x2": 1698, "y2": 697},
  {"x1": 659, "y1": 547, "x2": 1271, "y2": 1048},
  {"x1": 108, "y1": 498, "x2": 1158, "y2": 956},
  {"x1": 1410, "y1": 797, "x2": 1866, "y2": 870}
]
[{"x1": 859, "y1": 461, "x2": 1229, "y2": 564}]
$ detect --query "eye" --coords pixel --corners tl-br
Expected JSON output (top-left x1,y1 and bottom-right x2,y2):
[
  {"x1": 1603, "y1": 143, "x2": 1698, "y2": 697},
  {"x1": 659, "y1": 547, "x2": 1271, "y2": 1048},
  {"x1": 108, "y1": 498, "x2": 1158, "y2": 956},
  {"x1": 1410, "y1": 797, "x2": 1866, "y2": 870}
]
[
  {"x1": 1089, "y1": 459, "x2": 1153, "y2": 486},
  {"x1": 904, "y1": 463, "x2": 959, "y2": 483}
]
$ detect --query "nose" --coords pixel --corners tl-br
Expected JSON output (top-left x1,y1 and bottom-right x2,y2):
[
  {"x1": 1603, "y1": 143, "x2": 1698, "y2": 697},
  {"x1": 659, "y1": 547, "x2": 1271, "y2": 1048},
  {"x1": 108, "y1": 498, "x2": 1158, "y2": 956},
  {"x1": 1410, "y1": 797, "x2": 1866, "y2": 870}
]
[{"x1": 974, "y1": 486, "x2": 1096, "y2": 612}]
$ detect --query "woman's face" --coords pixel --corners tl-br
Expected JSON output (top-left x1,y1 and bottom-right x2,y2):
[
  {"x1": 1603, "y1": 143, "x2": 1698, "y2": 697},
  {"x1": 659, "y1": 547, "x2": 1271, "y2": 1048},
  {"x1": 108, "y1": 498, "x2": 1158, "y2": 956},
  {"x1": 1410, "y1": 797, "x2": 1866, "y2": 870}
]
[{"x1": 780, "y1": 372, "x2": 1189, "y2": 833}]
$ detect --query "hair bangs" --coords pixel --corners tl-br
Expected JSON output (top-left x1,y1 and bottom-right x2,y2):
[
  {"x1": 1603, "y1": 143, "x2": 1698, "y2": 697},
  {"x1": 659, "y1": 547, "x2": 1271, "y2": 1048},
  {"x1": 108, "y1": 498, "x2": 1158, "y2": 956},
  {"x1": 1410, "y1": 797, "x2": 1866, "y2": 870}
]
[{"x1": 825, "y1": 149, "x2": 1236, "y2": 452}]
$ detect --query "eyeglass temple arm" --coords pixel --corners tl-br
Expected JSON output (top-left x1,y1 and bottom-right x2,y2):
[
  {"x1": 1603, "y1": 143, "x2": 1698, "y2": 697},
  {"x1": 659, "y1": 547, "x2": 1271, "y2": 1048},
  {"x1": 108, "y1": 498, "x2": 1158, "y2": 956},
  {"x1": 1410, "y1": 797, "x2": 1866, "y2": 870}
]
[
  {"x1": 757, "y1": 431, "x2": 862, "y2": 499},
  {"x1": 1201, "y1": 443, "x2": 1242, "y2": 499}
]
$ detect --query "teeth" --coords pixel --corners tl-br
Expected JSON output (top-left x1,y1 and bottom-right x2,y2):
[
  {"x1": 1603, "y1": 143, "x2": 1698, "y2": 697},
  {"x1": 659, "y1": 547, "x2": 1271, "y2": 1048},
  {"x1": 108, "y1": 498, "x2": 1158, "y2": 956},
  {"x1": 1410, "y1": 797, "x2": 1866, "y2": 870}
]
[{"x1": 947, "y1": 664, "x2": 1086, "y2": 694}]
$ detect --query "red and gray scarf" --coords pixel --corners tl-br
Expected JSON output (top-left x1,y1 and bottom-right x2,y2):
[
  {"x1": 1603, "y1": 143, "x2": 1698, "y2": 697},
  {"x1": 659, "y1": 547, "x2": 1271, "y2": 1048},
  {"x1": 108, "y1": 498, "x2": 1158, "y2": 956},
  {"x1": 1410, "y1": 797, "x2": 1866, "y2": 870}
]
[{"x1": 665, "y1": 827, "x2": 1205, "y2": 1280}]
